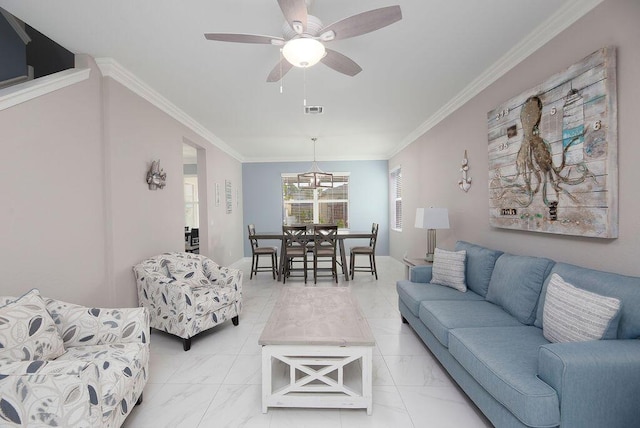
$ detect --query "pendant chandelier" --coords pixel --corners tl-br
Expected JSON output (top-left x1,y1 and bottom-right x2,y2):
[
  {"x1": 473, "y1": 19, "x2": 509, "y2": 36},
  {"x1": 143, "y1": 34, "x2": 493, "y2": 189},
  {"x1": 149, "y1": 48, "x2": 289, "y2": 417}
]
[{"x1": 297, "y1": 137, "x2": 333, "y2": 189}]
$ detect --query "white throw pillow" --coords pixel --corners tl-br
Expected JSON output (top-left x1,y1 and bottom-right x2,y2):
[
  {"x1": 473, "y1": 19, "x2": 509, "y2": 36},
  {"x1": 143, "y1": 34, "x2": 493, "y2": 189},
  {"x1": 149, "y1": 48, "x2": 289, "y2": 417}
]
[
  {"x1": 543, "y1": 273, "x2": 621, "y2": 343},
  {"x1": 430, "y1": 248, "x2": 467, "y2": 292},
  {"x1": 0, "y1": 289, "x2": 65, "y2": 361}
]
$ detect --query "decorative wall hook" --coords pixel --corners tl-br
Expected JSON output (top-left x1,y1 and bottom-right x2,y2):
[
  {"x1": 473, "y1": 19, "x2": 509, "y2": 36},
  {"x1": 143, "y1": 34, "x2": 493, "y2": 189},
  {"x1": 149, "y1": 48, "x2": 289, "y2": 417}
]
[
  {"x1": 458, "y1": 150, "x2": 472, "y2": 192},
  {"x1": 146, "y1": 160, "x2": 167, "y2": 190}
]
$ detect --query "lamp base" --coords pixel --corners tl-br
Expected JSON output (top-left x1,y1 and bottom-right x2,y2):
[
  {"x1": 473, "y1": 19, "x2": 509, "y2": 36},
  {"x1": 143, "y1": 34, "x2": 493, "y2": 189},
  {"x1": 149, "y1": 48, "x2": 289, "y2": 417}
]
[{"x1": 426, "y1": 229, "x2": 437, "y2": 263}]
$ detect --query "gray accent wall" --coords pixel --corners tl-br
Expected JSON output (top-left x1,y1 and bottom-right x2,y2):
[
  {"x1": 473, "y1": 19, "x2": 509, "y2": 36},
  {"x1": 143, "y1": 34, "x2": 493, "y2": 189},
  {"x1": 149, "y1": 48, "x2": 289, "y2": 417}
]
[
  {"x1": 0, "y1": 11, "x2": 27, "y2": 82},
  {"x1": 242, "y1": 160, "x2": 389, "y2": 257}
]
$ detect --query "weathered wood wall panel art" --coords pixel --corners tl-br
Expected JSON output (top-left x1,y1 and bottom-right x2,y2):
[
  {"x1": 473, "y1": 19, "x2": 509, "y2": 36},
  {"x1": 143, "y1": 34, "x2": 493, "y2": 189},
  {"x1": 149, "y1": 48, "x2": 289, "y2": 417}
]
[{"x1": 488, "y1": 47, "x2": 617, "y2": 238}]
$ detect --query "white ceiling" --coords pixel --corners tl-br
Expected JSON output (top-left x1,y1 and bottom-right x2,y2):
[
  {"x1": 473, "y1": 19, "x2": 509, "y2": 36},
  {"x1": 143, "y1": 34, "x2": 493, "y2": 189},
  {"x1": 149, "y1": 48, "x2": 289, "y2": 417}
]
[{"x1": 1, "y1": 0, "x2": 600, "y2": 162}]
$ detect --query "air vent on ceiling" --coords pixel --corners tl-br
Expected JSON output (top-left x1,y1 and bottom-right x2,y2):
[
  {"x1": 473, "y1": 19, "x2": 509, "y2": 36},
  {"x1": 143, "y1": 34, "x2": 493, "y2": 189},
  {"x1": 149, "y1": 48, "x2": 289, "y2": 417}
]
[{"x1": 304, "y1": 105, "x2": 323, "y2": 114}]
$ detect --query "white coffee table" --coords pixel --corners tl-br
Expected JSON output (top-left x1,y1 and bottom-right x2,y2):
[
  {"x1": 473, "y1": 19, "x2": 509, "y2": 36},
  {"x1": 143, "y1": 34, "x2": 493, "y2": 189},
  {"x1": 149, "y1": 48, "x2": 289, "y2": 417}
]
[{"x1": 259, "y1": 287, "x2": 375, "y2": 414}]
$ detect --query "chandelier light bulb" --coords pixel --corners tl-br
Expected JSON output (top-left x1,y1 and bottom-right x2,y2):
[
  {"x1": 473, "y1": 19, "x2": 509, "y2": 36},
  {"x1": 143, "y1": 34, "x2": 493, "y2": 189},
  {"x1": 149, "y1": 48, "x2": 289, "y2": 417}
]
[{"x1": 282, "y1": 38, "x2": 326, "y2": 68}]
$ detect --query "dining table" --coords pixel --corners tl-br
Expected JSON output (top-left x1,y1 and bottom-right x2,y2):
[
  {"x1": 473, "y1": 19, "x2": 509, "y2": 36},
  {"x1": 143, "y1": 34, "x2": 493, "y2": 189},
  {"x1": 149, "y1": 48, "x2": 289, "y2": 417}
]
[{"x1": 251, "y1": 229, "x2": 375, "y2": 282}]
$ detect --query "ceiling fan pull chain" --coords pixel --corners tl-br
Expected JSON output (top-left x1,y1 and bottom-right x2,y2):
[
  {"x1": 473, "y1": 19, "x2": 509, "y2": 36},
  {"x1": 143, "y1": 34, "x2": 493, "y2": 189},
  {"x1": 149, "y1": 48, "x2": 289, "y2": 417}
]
[{"x1": 303, "y1": 66, "x2": 307, "y2": 107}]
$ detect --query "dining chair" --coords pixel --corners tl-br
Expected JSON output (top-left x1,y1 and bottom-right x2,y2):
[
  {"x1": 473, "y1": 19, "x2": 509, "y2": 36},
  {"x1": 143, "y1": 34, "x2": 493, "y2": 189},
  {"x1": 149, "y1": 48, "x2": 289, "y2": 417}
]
[
  {"x1": 282, "y1": 225, "x2": 309, "y2": 284},
  {"x1": 350, "y1": 223, "x2": 379, "y2": 280},
  {"x1": 312, "y1": 224, "x2": 338, "y2": 284},
  {"x1": 247, "y1": 224, "x2": 278, "y2": 280}
]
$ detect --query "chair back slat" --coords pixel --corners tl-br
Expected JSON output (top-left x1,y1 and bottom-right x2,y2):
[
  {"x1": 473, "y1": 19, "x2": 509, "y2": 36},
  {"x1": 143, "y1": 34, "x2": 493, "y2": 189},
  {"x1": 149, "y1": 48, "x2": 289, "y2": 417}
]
[
  {"x1": 248, "y1": 224, "x2": 259, "y2": 251},
  {"x1": 283, "y1": 225, "x2": 308, "y2": 248},
  {"x1": 369, "y1": 223, "x2": 379, "y2": 249},
  {"x1": 313, "y1": 224, "x2": 338, "y2": 253}
]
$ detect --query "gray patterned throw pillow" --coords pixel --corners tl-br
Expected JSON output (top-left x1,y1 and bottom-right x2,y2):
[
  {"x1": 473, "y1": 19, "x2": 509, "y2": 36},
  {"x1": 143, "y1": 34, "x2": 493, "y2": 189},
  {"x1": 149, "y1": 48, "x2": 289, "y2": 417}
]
[
  {"x1": 430, "y1": 248, "x2": 467, "y2": 292},
  {"x1": 167, "y1": 259, "x2": 212, "y2": 287},
  {"x1": 0, "y1": 289, "x2": 65, "y2": 361},
  {"x1": 543, "y1": 273, "x2": 621, "y2": 343}
]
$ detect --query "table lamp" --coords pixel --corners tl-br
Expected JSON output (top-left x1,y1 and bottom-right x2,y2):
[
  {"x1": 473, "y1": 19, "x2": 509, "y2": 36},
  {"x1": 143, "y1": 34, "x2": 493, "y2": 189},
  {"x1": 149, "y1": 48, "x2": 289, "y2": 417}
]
[{"x1": 415, "y1": 207, "x2": 450, "y2": 262}]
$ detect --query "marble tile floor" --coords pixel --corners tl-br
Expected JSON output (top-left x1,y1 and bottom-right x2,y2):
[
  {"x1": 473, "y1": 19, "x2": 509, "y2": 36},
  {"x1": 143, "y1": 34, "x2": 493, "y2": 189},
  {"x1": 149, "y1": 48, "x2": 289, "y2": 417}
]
[{"x1": 124, "y1": 256, "x2": 492, "y2": 428}]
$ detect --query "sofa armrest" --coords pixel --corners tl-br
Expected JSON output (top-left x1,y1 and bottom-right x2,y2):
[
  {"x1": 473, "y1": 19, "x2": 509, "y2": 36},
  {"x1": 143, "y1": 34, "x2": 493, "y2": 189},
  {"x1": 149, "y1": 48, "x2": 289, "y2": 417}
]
[
  {"x1": 202, "y1": 259, "x2": 243, "y2": 292},
  {"x1": 216, "y1": 266, "x2": 243, "y2": 292},
  {"x1": 0, "y1": 359, "x2": 101, "y2": 427},
  {"x1": 134, "y1": 268, "x2": 201, "y2": 334},
  {"x1": 538, "y1": 340, "x2": 640, "y2": 428},
  {"x1": 409, "y1": 265, "x2": 433, "y2": 283},
  {"x1": 45, "y1": 298, "x2": 149, "y2": 348}
]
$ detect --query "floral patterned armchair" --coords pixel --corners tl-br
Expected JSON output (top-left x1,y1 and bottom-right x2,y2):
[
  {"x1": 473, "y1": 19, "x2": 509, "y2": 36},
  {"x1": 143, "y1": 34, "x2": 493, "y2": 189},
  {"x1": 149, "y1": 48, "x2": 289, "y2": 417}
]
[
  {"x1": 133, "y1": 252, "x2": 243, "y2": 351},
  {"x1": 0, "y1": 289, "x2": 149, "y2": 428}
]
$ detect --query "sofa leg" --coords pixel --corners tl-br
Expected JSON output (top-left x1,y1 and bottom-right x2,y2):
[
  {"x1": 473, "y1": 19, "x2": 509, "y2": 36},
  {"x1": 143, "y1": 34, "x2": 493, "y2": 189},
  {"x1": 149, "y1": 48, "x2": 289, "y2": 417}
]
[
  {"x1": 401, "y1": 316, "x2": 408, "y2": 324},
  {"x1": 183, "y1": 337, "x2": 191, "y2": 351},
  {"x1": 232, "y1": 315, "x2": 239, "y2": 326},
  {"x1": 136, "y1": 393, "x2": 143, "y2": 406}
]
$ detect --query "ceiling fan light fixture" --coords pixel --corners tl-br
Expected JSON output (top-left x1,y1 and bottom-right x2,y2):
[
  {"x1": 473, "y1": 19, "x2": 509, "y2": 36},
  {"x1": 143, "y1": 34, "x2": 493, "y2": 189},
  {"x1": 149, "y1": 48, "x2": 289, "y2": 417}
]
[{"x1": 282, "y1": 38, "x2": 325, "y2": 68}]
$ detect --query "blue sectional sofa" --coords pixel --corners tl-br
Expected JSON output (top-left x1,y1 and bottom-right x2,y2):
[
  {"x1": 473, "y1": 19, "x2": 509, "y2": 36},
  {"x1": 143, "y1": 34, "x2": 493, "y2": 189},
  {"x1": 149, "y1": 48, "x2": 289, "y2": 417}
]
[{"x1": 397, "y1": 241, "x2": 640, "y2": 428}]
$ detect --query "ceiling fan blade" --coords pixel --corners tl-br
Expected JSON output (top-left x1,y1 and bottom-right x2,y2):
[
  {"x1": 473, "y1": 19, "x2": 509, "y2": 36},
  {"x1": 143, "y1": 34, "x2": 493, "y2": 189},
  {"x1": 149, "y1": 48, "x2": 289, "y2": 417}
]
[
  {"x1": 320, "y1": 5, "x2": 402, "y2": 40},
  {"x1": 267, "y1": 58, "x2": 294, "y2": 82},
  {"x1": 277, "y1": 0, "x2": 307, "y2": 33},
  {"x1": 321, "y1": 49, "x2": 362, "y2": 77},
  {"x1": 204, "y1": 33, "x2": 284, "y2": 45}
]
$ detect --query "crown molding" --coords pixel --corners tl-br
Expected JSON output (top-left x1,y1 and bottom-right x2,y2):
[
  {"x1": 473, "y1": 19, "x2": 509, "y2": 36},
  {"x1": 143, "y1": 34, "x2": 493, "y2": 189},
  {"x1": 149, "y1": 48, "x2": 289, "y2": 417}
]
[
  {"x1": 388, "y1": 0, "x2": 605, "y2": 159},
  {"x1": 95, "y1": 58, "x2": 244, "y2": 162},
  {"x1": 0, "y1": 68, "x2": 90, "y2": 111}
]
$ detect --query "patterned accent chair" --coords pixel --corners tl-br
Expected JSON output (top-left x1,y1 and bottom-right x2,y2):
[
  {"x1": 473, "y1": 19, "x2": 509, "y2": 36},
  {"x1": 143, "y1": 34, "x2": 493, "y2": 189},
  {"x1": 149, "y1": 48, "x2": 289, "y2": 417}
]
[
  {"x1": 133, "y1": 252, "x2": 243, "y2": 351},
  {"x1": 0, "y1": 289, "x2": 149, "y2": 428}
]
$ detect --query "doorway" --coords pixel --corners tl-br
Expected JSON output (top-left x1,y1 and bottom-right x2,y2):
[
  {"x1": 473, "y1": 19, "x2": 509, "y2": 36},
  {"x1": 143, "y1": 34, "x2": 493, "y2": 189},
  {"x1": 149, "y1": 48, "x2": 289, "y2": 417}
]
[{"x1": 183, "y1": 143, "x2": 199, "y2": 253}]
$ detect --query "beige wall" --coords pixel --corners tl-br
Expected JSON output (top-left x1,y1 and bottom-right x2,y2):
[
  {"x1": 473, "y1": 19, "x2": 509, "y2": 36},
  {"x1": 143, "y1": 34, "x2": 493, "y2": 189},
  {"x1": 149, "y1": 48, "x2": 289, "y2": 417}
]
[
  {"x1": 390, "y1": 0, "x2": 640, "y2": 277},
  {"x1": 0, "y1": 56, "x2": 107, "y2": 304},
  {"x1": 0, "y1": 56, "x2": 244, "y2": 306}
]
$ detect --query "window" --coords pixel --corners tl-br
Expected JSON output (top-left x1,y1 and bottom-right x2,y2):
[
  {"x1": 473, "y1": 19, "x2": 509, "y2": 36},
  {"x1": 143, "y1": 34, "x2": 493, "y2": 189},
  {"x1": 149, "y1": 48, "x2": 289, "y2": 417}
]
[
  {"x1": 282, "y1": 174, "x2": 349, "y2": 228},
  {"x1": 390, "y1": 167, "x2": 402, "y2": 230},
  {"x1": 184, "y1": 176, "x2": 199, "y2": 229}
]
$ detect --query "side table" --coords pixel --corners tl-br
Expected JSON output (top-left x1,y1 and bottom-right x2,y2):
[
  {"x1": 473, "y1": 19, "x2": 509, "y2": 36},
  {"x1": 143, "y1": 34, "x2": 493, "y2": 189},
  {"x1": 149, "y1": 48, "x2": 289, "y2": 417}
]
[{"x1": 402, "y1": 256, "x2": 432, "y2": 279}]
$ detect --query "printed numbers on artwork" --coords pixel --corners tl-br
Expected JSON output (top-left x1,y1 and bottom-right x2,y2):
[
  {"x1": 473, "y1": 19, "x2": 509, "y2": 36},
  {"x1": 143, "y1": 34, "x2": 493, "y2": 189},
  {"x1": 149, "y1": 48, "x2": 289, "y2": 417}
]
[{"x1": 495, "y1": 108, "x2": 510, "y2": 120}]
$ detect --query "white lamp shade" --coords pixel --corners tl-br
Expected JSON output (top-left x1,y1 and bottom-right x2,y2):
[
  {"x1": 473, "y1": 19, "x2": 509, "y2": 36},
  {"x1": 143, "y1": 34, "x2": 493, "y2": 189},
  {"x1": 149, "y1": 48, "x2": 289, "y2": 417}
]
[
  {"x1": 415, "y1": 207, "x2": 450, "y2": 229},
  {"x1": 282, "y1": 38, "x2": 326, "y2": 68}
]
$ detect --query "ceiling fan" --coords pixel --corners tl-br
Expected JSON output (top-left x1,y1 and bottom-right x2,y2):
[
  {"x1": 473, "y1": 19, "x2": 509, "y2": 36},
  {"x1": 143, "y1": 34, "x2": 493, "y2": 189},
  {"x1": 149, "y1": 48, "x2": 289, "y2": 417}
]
[{"x1": 204, "y1": 0, "x2": 402, "y2": 82}]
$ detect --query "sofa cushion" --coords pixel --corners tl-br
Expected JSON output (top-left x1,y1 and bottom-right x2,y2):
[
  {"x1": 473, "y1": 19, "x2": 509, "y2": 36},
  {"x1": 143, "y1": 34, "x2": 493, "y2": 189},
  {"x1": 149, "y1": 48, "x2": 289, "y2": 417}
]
[
  {"x1": 455, "y1": 241, "x2": 504, "y2": 297},
  {"x1": 542, "y1": 273, "x2": 621, "y2": 343},
  {"x1": 486, "y1": 254, "x2": 554, "y2": 325},
  {"x1": 430, "y1": 248, "x2": 467, "y2": 292},
  {"x1": 58, "y1": 342, "x2": 148, "y2": 424},
  {"x1": 396, "y1": 280, "x2": 483, "y2": 317},
  {"x1": 535, "y1": 263, "x2": 640, "y2": 340},
  {"x1": 449, "y1": 326, "x2": 559, "y2": 428},
  {"x1": 419, "y1": 300, "x2": 522, "y2": 348},
  {"x1": 0, "y1": 289, "x2": 65, "y2": 361}
]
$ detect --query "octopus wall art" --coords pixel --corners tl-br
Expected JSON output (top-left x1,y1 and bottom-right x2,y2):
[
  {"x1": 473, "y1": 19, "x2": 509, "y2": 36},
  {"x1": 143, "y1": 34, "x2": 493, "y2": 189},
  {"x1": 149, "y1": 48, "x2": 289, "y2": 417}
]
[{"x1": 488, "y1": 47, "x2": 618, "y2": 238}]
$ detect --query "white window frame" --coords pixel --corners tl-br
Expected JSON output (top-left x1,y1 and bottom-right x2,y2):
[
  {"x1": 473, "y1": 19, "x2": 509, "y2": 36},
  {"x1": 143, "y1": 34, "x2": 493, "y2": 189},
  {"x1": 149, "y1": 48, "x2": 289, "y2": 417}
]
[
  {"x1": 390, "y1": 166, "x2": 402, "y2": 231},
  {"x1": 282, "y1": 173, "x2": 350, "y2": 228}
]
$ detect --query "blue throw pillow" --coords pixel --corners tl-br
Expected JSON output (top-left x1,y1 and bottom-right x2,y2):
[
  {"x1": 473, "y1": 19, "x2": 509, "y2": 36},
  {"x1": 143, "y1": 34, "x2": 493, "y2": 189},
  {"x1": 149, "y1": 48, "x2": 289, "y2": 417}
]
[
  {"x1": 486, "y1": 254, "x2": 555, "y2": 325},
  {"x1": 455, "y1": 241, "x2": 503, "y2": 297}
]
